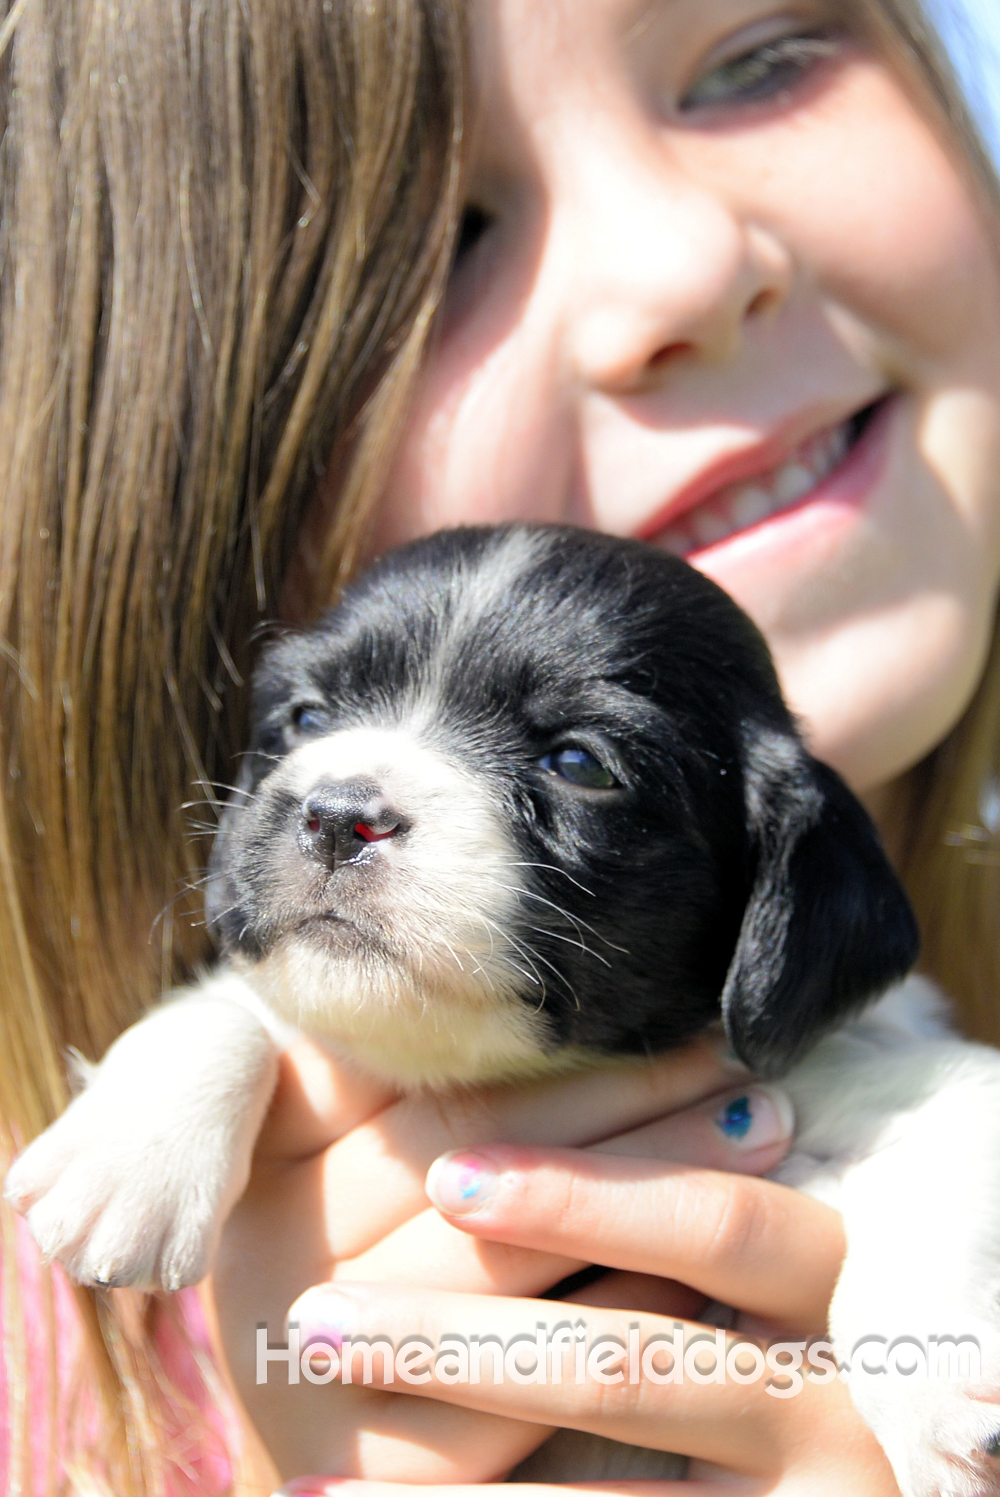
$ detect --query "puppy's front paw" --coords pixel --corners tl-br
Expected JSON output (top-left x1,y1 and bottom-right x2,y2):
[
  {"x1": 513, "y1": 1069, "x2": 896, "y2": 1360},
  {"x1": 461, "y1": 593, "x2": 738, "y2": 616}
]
[
  {"x1": 847, "y1": 1326, "x2": 1000, "y2": 1497},
  {"x1": 5, "y1": 1084, "x2": 225, "y2": 1292}
]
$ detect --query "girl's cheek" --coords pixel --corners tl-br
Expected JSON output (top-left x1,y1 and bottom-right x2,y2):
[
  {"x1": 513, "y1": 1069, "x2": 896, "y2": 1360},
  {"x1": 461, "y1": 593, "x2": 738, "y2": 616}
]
[
  {"x1": 729, "y1": 60, "x2": 1000, "y2": 375},
  {"x1": 377, "y1": 324, "x2": 571, "y2": 546}
]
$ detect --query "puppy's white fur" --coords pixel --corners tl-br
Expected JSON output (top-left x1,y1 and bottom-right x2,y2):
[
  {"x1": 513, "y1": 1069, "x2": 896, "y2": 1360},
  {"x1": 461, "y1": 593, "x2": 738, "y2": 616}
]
[
  {"x1": 5, "y1": 973, "x2": 281, "y2": 1291},
  {"x1": 238, "y1": 723, "x2": 559, "y2": 1085}
]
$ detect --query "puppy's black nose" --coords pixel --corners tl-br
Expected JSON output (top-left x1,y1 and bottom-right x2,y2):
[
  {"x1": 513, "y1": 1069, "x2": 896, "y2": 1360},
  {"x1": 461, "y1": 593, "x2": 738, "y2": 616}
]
[{"x1": 299, "y1": 780, "x2": 403, "y2": 866}]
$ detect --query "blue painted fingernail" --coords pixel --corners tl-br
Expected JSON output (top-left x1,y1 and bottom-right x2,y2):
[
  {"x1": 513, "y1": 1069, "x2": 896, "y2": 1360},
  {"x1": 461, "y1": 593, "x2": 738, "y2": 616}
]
[
  {"x1": 426, "y1": 1150, "x2": 499, "y2": 1216},
  {"x1": 719, "y1": 1094, "x2": 753, "y2": 1139},
  {"x1": 715, "y1": 1086, "x2": 794, "y2": 1149}
]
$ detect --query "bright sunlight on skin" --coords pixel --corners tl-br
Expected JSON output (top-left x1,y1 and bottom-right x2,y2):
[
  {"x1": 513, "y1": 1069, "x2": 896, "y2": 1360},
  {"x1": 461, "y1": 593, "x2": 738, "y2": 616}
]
[{"x1": 370, "y1": 0, "x2": 1000, "y2": 797}]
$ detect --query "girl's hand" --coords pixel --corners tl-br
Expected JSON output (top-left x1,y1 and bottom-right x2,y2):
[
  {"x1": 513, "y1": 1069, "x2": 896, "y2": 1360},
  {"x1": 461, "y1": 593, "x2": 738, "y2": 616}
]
[
  {"x1": 206, "y1": 1031, "x2": 787, "y2": 1486},
  {"x1": 274, "y1": 1143, "x2": 900, "y2": 1496}
]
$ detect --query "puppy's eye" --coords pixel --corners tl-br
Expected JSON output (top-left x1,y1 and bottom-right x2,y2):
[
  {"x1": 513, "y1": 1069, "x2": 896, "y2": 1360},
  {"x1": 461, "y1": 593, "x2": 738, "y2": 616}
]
[
  {"x1": 290, "y1": 704, "x2": 331, "y2": 736},
  {"x1": 538, "y1": 746, "x2": 618, "y2": 790}
]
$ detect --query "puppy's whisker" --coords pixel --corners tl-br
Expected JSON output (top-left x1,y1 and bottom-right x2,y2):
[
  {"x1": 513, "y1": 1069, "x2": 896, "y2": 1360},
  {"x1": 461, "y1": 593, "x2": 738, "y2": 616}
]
[
  {"x1": 504, "y1": 959, "x2": 544, "y2": 994},
  {"x1": 521, "y1": 897, "x2": 629, "y2": 958},
  {"x1": 482, "y1": 917, "x2": 584, "y2": 1010},
  {"x1": 192, "y1": 897, "x2": 240, "y2": 930},
  {"x1": 520, "y1": 922, "x2": 613, "y2": 970},
  {"x1": 418, "y1": 907, "x2": 516, "y2": 990},
  {"x1": 459, "y1": 936, "x2": 497, "y2": 992},
  {"x1": 488, "y1": 882, "x2": 629, "y2": 956},
  {"x1": 191, "y1": 779, "x2": 253, "y2": 800},
  {"x1": 149, "y1": 891, "x2": 199, "y2": 935},
  {"x1": 471, "y1": 914, "x2": 548, "y2": 994},
  {"x1": 148, "y1": 864, "x2": 225, "y2": 936},
  {"x1": 467, "y1": 924, "x2": 499, "y2": 991},
  {"x1": 180, "y1": 796, "x2": 247, "y2": 813},
  {"x1": 437, "y1": 937, "x2": 466, "y2": 975},
  {"x1": 501, "y1": 861, "x2": 597, "y2": 898}
]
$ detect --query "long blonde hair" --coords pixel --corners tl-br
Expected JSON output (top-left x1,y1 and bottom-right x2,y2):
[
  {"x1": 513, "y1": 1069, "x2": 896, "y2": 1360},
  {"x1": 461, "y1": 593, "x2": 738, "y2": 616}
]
[
  {"x1": 0, "y1": 0, "x2": 463, "y2": 1490},
  {"x1": 853, "y1": 0, "x2": 1000, "y2": 1040},
  {"x1": 0, "y1": 0, "x2": 998, "y2": 1492}
]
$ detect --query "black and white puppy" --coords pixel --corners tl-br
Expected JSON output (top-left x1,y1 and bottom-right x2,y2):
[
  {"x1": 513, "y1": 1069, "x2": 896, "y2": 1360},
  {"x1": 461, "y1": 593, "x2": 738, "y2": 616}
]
[{"x1": 8, "y1": 524, "x2": 1000, "y2": 1497}]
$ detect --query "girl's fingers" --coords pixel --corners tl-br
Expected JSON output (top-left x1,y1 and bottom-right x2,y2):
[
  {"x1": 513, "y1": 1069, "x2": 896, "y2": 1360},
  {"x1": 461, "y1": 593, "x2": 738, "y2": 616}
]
[
  {"x1": 237, "y1": 1372, "x2": 553, "y2": 1486},
  {"x1": 215, "y1": 1056, "x2": 762, "y2": 1484},
  {"x1": 334, "y1": 1084, "x2": 792, "y2": 1299},
  {"x1": 224, "y1": 1270, "x2": 702, "y2": 1484},
  {"x1": 255, "y1": 1038, "x2": 401, "y2": 1161},
  {"x1": 284, "y1": 1284, "x2": 842, "y2": 1474},
  {"x1": 560, "y1": 1269, "x2": 706, "y2": 1322},
  {"x1": 254, "y1": 1025, "x2": 739, "y2": 1167},
  {"x1": 588, "y1": 1083, "x2": 792, "y2": 1168},
  {"x1": 282, "y1": 1036, "x2": 748, "y2": 1260},
  {"x1": 421, "y1": 1133, "x2": 841, "y2": 1332}
]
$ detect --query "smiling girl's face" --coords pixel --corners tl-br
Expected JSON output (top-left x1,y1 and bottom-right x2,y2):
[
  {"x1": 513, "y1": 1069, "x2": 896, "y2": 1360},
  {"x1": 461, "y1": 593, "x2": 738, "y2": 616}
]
[{"x1": 370, "y1": 0, "x2": 1000, "y2": 796}]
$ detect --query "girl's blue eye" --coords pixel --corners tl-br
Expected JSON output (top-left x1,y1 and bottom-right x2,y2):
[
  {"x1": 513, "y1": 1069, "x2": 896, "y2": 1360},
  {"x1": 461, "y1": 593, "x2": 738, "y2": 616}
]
[
  {"x1": 538, "y1": 746, "x2": 618, "y2": 790},
  {"x1": 680, "y1": 31, "x2": 840, "y2": 112},
  {"x1": 291, "y1": 704, "x2": 331, "y2": 736}
]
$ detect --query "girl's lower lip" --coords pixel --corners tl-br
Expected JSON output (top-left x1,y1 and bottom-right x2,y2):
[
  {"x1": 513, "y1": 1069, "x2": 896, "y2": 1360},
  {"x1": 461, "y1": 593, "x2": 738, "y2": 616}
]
[{"x1": 647, "y1": 394, "x2": 897, "y2": 565}]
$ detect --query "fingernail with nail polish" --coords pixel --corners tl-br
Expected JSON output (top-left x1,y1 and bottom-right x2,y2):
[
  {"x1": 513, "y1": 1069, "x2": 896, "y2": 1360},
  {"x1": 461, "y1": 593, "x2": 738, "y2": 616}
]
[
  {"x1": 426, "y1": 1149, "x2": 498, "y2": 1215},
  {"x1": 715, "y1": 1086, "x2": 794, "y2": 1149},
  {"x1": 288, "y1": 1287, "x2": 356, "y2": 1353}
]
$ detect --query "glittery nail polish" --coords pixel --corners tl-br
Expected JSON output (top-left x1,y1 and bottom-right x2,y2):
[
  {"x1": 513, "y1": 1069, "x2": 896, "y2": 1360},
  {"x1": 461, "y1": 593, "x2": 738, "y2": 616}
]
[{"x1": 425, "y1": 1149, "x2": 498, "y2": 1215}]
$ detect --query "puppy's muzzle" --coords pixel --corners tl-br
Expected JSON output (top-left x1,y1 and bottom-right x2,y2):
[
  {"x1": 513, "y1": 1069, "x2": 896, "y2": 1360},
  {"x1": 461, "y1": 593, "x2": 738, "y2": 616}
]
[{"x1": 298, "y1": 777, "x2": 406, "y2": 868}]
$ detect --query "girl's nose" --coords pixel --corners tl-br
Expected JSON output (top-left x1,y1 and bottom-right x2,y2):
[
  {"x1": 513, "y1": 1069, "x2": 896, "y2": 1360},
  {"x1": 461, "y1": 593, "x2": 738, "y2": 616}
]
[{"x1": 557, "y1": 159, "x2": 791, "y2": 393}]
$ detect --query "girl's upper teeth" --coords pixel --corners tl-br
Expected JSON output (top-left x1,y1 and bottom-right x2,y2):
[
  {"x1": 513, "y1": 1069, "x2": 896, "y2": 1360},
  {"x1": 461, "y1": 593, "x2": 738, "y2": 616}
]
[
  {"x1": 659, "y1": 416, "x2": 855, "y2": 557},
  {"x1": 730, "y1": 485, "x2": 772, "y2": 529},
  {"x1": 773, "y1": 461, "x2": 815, "y2": 507}
]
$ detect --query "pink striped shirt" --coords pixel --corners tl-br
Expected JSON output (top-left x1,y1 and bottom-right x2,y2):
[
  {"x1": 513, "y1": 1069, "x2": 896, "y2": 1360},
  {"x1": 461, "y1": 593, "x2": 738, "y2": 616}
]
[{"x1": 1, "y1": 1214, "x2": 236, "y2": 1495}]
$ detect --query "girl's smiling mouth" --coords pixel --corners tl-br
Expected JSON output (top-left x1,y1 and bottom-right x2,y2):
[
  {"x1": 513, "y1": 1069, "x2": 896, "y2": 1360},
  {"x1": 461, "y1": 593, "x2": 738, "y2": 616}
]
[{"x1": 644, "y1": 395, "x2": 894, "y2": 558}]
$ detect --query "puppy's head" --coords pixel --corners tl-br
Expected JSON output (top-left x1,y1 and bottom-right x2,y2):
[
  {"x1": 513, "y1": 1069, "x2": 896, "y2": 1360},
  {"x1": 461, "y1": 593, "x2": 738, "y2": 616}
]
[{"x1": 207, "y1": 525, "x2": 918, "y2": 1085}]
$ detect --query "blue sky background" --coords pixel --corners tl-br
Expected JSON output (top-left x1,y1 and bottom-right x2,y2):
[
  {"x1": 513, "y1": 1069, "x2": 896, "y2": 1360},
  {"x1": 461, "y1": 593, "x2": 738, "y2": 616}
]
[{"x1": 923, "y1": 0, "x2": 1000, "y2": 166}]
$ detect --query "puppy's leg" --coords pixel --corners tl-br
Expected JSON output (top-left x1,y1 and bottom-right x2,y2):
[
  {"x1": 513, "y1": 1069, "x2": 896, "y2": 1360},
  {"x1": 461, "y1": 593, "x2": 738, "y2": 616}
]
[
  {"x1": 776, "y1": 980, "x2": 1000, "y2": 1497},
  {"x1": 4, "y1": 969, "x2": 281, "y2": 1292}
]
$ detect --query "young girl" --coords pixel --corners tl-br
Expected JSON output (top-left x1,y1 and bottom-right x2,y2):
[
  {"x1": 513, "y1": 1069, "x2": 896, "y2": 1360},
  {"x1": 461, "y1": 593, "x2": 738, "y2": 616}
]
[{"x1": 2, "y1": 0, "x2": 999, "y2": 1494}]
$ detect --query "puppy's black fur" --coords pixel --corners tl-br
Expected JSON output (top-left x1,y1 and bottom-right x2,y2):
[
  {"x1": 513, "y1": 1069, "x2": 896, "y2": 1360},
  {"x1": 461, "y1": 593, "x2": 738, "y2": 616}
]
[{"x1": 209, "y1": 524, "x2": 918, "y2": 1076}]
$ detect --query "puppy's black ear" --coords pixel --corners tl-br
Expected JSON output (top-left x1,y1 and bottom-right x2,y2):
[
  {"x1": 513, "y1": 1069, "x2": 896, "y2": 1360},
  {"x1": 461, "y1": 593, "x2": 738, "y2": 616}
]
[{"x1": 721, "y1": 726, "x2": 919, "y2": 1077}]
